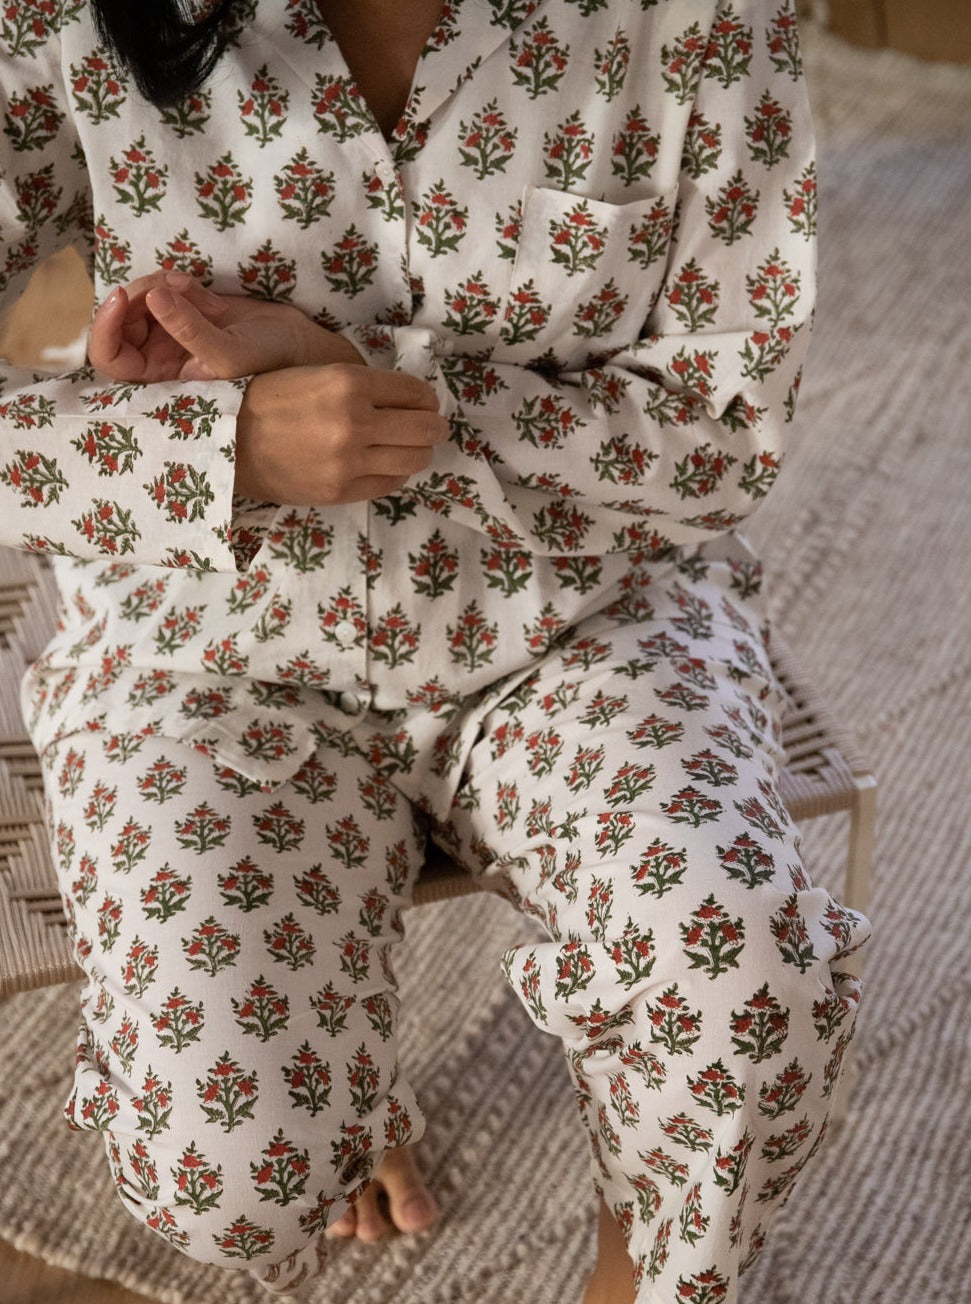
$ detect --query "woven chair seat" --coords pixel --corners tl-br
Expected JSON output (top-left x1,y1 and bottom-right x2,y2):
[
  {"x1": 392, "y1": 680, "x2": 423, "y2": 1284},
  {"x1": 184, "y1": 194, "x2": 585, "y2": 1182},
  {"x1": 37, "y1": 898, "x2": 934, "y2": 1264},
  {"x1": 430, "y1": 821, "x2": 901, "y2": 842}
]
[{"x1": 0, "y1": 552, "x2": 875, "y2": 1003}]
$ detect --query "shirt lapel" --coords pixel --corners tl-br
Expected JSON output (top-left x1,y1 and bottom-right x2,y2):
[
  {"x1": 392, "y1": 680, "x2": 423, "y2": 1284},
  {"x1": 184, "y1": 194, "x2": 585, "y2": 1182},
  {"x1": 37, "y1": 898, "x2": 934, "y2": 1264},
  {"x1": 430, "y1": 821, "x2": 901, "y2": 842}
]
[
  {"x1": 403, "y1": 0, "x2": 550, "y2": 122},
  {"x1": 254, "y1": 0, "x2": 551, "y2": 164}
]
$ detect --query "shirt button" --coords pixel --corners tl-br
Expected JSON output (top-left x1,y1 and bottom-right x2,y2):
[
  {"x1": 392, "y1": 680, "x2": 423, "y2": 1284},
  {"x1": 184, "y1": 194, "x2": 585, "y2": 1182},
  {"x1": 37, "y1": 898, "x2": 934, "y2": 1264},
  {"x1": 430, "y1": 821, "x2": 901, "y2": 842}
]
[
  {"x1": 334, "y1": 620, "x2": 357, "y2": 647},
  {"x1": 339, "y1": 692, "x2": 360, "y2": 715}
]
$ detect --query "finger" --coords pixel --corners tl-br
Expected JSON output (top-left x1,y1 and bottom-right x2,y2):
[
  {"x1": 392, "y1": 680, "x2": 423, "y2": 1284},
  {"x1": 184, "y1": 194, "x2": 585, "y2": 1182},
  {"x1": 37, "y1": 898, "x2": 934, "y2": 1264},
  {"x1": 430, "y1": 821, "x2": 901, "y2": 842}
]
[
  {"x1": 370, "y1": 409, "x2": 451, "y2": 446},
  {"x1": 116, "y1": 270, "x2": 184, "y2": 316},
  {"x1": 117, "y1": 269, "x2": 168, "y2": 299},
  {"x1": 135, "y1": 274, "x2": 224, "y2": 362},
  {"x1": 332, "y1": 364, "x2": 442, "y2": 412},
  {"x1": 145, "y1": 288, "x2": 240, "y2": 377},
  {"x1": 359, "y1": 443, "x2": 437, "y2": 482},
  {"x1": 88, "y1": 287, "x2": 128, "y2": 368},
  {"x1": 122, "y1": 305, "x2": 151, "y2": 352},
  {"x1": 119, "y1": 271, "x2": 221, "y2": 325},
  {"x1": 164, "y1": 273, "x2": 227, "y2": 323},
  {"x1": 89, "y1": 287, "x2": 147, "y2": 379},
  {"x1": 115, "y1": 280, "x2": 162, "y2": 352}
]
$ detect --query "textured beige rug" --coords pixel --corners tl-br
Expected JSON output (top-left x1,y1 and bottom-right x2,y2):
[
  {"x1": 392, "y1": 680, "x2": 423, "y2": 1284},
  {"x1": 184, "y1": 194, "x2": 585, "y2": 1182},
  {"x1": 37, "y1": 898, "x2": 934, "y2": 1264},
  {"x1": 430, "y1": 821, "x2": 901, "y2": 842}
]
[{"x1": 2, "y1": 22, "x2": 970, "y2": 1304}]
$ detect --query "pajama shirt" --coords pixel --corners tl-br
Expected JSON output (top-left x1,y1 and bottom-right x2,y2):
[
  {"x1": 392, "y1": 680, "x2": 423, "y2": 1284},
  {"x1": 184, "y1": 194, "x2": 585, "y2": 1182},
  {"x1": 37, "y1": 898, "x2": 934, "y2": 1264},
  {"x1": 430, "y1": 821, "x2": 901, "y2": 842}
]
[{"x1": 0, "y1": 1, "x2": 870, "y2": 1299}]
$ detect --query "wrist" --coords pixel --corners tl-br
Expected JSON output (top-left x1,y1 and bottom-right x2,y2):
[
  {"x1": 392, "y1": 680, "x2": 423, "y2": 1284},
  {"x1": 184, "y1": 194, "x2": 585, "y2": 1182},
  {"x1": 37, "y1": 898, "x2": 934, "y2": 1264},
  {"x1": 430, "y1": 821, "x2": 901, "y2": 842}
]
[{"x1": 297, "y1": 316, "x2": 367, "y2": 368}]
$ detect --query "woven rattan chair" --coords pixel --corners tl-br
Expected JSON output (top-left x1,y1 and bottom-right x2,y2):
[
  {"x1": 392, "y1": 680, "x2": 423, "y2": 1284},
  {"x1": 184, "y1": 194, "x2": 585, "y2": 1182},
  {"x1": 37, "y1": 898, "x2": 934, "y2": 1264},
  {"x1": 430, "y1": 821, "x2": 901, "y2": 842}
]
[{"x1": 0, "y1": 552, "x2": 874, "y2": 1119}]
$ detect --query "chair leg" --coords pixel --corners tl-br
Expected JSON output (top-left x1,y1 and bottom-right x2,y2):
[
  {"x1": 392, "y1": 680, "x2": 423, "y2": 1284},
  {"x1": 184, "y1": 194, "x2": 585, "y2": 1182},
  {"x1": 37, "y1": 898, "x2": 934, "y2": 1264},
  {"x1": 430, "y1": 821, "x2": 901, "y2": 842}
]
[
  {"x1": 829, "y1": 774, "x2": 877, "y2": 1127},
  {"x1": 843, "y1": 774, "x2": 877, "y2": 979}
]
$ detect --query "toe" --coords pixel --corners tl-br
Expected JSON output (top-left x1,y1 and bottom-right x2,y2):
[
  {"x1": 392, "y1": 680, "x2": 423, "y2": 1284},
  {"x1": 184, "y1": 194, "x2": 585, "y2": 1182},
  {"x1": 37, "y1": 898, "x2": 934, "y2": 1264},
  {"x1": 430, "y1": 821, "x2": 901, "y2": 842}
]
[
  {"x1": 325, "y1": 1194, "x2": 359, "y2": 1236},
  {"x1": 326, "y1": 1206, "x2": 358, "y2": 1239},
  {"x1": 352, "y1": 1181, "x2": 393, "y2": 1243},
  {"x1": 380, "y1": 1149, "x2": 439, "y2": 1235}
]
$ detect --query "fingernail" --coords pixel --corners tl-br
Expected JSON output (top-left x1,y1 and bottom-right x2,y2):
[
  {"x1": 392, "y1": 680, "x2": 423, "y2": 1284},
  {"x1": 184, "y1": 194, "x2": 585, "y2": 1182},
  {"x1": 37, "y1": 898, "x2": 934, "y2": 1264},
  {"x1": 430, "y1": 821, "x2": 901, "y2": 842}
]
[
  {"x1": 149, "y1": 288, "x2": 177, "y2": 314},
  {"x1": 164, "y1": 271, "x2": 192, "y2": 288},
  {"x1": 103, "y1": 287, "x2": 123, "y2": 308}
]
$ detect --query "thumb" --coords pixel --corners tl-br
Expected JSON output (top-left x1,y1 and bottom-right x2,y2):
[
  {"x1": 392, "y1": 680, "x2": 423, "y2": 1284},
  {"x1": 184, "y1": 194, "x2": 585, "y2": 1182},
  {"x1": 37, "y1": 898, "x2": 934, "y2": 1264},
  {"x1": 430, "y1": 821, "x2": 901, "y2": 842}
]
[
  {"x1": 164, "y1": 272, "x2": 228, "y2": 323},
  {"x1": 88, "y1": 286, "x2": 141, "y2": 378},
  {"x1": 178, "y1": 359, "x2": 217, "y2": 382},
  {"x1": 145, "y1": 287, "x2": 241, "y2": 378}
]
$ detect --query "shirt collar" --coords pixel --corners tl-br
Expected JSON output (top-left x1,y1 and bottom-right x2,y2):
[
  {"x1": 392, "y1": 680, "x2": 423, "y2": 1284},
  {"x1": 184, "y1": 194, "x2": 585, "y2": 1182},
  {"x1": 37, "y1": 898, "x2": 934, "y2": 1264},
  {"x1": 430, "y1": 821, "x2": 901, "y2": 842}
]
[{"x1": 253, "y1": 0, "x2": 550, "y2": 163}]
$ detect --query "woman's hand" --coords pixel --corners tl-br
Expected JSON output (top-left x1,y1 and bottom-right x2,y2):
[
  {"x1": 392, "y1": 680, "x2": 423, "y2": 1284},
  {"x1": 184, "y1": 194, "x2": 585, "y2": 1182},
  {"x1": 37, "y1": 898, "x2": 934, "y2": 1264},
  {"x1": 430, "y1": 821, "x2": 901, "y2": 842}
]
[
  {"x1": 235, "y1": 364, "x2": 450, "y2": 505},
  {"x1": 88, "y1": 270, "x2": 448, "y2": 506},
  {"x1": 88, "y1": 270, "x2": 365, "y2": 382}
]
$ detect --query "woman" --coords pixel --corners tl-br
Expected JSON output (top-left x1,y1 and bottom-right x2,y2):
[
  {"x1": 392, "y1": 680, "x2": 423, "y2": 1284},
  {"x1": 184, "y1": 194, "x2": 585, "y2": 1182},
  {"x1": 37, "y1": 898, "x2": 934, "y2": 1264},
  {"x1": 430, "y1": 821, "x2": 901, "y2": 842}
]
[{"x1": 0, "y1": 1, "x2": 869, "y2": 1299}]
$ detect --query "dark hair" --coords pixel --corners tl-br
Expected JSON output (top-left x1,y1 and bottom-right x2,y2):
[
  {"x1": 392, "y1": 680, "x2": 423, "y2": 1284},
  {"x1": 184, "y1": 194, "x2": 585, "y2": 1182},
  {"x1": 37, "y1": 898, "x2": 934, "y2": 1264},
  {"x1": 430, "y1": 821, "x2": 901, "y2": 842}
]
[{"x1": 90, "y1": 0, "x2": 238, "y2": 107}]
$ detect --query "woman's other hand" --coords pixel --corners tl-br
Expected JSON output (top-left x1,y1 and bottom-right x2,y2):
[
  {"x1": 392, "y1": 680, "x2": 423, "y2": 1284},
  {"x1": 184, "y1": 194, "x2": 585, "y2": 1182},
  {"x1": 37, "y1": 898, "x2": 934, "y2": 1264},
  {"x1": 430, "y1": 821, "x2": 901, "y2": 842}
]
[
  {"x1": 88, "y1": 270, "x2": 365, "y2": 382},
  {"x1": 234, "y1": 364, "x2": 450, "y2": 505}
]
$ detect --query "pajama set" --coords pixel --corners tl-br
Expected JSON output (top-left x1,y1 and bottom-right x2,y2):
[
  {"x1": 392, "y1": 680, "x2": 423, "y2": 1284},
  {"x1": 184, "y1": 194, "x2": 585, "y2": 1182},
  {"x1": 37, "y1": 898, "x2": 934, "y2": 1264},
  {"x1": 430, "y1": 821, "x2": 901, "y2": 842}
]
[{"x1": 0, "y1": 1, "x2": 871, "y2": 1299}]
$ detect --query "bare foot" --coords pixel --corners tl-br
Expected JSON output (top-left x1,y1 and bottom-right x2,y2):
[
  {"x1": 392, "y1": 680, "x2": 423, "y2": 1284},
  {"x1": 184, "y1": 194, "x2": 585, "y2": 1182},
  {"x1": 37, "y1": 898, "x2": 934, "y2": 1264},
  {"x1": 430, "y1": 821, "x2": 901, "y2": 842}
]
[
  {"x1": 327, "y1": 1146, "x2": 439, "y2": 1243},
  {"x1": 582, "y1": 1199, "x2": 636, "y2": 1304}
]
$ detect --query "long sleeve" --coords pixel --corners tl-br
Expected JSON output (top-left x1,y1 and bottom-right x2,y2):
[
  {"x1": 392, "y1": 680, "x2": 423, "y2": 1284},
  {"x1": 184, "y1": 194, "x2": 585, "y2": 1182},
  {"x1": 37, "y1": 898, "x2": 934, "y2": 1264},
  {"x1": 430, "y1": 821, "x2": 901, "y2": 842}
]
[
  {"x1": 0, "y1": 16, "x2": 254, "y2": 572},
  {"x1": 3, "y1": 0, "x2": 819, "y2": 794},
  {"x1": 344, "y1": 0, "x2": 815, "y2": 559}
]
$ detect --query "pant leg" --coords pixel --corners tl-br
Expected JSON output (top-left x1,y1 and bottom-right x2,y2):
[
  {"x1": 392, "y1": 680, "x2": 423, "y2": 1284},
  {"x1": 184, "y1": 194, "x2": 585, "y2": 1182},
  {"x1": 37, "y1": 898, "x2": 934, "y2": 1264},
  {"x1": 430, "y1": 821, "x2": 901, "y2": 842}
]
[
  {"x1": 443, "y1": 573, "x2": 871, "y2": 1304},
  {"x1": 40, "y1": 727, "x2": 425, "y2": 1295}
]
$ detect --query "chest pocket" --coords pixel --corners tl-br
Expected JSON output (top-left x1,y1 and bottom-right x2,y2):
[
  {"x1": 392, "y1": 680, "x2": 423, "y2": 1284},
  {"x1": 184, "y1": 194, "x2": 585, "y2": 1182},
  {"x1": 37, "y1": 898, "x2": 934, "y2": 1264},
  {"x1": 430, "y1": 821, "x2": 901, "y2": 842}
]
[{"x1": 496, "y1": 184, "x2": 679, "y2": 370}]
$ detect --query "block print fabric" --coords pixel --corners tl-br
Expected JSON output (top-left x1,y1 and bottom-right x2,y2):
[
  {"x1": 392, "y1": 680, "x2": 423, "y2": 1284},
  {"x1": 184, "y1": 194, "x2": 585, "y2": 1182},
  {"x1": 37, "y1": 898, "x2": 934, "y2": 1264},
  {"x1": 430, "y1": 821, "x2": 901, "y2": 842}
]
[
  {"x1": 1, "y1": 3, "x2": 868, "y2": 1301},
  {"x1": 1, "y1": 0, "x2": 816, "y2": 811},
  {"x1": 43, "y1": 581, "x2": 869, "y2": 1301}
]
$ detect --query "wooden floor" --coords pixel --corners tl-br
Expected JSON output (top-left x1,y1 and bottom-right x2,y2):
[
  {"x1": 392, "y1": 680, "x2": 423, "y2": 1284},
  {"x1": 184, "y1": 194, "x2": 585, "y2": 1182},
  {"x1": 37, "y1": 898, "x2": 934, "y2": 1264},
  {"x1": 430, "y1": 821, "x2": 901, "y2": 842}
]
[{"x1": 0, "y1": 1236, "x2": 157, "y2": 1304}]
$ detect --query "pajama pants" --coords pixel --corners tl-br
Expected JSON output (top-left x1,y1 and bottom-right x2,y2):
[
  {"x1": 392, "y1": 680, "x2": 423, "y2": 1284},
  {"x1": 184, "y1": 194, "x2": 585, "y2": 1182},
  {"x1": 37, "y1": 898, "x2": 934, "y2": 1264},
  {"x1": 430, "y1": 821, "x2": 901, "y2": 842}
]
[{"x1": 40, "y1": 579, "x2": 870, "y2": 1304}]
